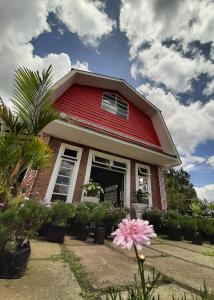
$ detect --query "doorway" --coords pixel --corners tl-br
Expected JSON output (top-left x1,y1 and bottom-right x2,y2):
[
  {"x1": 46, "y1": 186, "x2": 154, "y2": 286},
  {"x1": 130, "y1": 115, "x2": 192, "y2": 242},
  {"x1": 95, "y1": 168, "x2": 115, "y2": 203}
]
[
  {"x1": 84, "y1": 150, "x2": 131, "y2": 208},
  {"x1": 90, "y1": 166, "x2": 125, "y2": 207}
]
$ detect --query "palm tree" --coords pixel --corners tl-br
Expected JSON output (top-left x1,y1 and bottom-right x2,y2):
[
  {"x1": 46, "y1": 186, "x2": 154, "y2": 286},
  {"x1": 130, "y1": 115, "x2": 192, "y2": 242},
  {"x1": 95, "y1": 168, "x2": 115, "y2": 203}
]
[{"x1": 0, "y1": 66, "x2": 60, "y2": 205}]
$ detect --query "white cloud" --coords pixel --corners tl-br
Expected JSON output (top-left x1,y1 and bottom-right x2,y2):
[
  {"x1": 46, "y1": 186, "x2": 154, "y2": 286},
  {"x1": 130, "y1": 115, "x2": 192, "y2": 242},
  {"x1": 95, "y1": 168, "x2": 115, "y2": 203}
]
[
  {"x1": 180, "y1": 155, "x2": 206, "y2": 172},
  {"x1": 131, "y1": 43, "x2": 214, "y2": 93},
  {"x1": 203, "y1": 79, "x2": 214, "y2": 96},
  {"x1": 120, "y1": 0, "x2": 214, "y2": 57},
  {"x1": 207, "y1": 155, "x2": 214, "y2": 168},
  {"x1": 51, "y1": 0, "x2": 116, "y2": 47},
  {"x1": 195, "y1": 184, "x2": 214, "y2": 202},
  {"x1": 0, "y1": 0, "x2": 116, "y2": 100},
  {"x1": 137, "y1": 83, "x2": 214, "y2": 154}
]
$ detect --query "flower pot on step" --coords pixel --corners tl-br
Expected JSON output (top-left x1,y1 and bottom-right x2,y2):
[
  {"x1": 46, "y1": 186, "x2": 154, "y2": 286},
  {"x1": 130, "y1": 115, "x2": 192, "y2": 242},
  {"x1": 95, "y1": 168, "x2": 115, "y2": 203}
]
[
  {"x1": 132, "y1": 203, "x2": 148, "y2": 219},
  {"x1": 0, "y1": 242, "x2": 31, "y2": 279},
  {"x1": 94, "y1": 227, "x2": 106, "y2": 245}
]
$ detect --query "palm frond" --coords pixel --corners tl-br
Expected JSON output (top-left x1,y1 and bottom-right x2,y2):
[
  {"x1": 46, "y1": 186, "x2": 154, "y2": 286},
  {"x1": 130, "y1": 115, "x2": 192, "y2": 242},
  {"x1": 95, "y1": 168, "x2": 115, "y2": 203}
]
[
  {"x1": 12, "y1": 65, "x2": 59, "y2": 135},
  {"x1": 20, "y1": 137, "x2": 53, "y2": 173},
  {"x1": 0, "y1": 99, "x2": 23, "y2": 134}
]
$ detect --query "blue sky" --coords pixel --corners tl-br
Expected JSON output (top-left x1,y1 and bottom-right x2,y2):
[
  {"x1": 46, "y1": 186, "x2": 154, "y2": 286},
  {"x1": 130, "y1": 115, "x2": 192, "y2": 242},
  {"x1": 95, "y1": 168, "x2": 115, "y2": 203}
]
[{"x1": 0, "y1": 0, "x2": 214, "y2": 201}]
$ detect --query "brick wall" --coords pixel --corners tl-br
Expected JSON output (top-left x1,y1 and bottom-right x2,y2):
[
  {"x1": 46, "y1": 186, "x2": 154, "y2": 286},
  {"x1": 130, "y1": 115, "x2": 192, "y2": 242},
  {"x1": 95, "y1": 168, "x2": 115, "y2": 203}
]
[
  {"x1": 30, "y1": 136, "x2": 162, "y2": 209},
  {"x1": 72, "y1": 146, "x2": 89, "y2": 202},
  {"x1": 30, "y1": 137, "x2": 61, "y2": 200}
]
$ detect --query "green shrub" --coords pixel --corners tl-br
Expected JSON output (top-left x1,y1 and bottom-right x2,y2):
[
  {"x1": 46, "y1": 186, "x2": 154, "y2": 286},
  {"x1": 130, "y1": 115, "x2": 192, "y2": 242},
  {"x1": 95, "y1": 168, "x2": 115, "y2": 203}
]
[
  {"x1": 75, "y1": 202, "x2": 92, "y2": 224},
  {"x1": 49, "y1": 201, "x2": 76, "y2": 226},
  {"x1": 91, "y1": 203, "x2": 108, "y2": 224},
  {"x1": 181, "y1": 216, "x2": 198, "y2": 240},
  {"x1": 0, "y1": 200, "x2": 49, "y2": 248},
  {"x1": 142, "y1": 208, "x2": 163, "y2": 234}
]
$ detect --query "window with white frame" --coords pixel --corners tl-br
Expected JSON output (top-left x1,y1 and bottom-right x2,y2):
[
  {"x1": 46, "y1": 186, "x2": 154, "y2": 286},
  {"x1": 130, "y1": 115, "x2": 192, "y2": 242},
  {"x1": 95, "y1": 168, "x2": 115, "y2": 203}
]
[
  {"x1": 49, "y1": 146, "x2": 82, "y2": 202},
  {"x1": 101, "y1": 92, "x2": 128, "y2": 119},
  {"x1": 92, "y1": 155, "x2": 127, "y2": 173},
  {"x1": 136, "y1": 165, "x2": 151, "y2": 205}
]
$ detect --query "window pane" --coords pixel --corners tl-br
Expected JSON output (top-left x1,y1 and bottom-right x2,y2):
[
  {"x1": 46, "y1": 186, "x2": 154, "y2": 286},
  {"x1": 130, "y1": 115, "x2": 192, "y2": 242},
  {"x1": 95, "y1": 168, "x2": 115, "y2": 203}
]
[
  {"x1": 94, "y1": 156, "x2": 110, "y2": 165},
  {"x1": 117, "y1": 109, "x2": 128, "y2": 119},
  {"x1": 117, "y1": 101, "x2": 127, "y2": 109},
  {"x1": 63, "y1": 149, "x2": 77, "y2": 158},
  {"x1": 113, "y1": 161, "x2": 126, "y2": 169},
  {"x1": 51, "y1": 194, "x2": 67, "y2": 202},
  {"x1": 58, "y1": 167, "x2": 72, "y2": 176},
  {"x1": 56, "y1": 175, "x2": 71, "y2": 185},
  {"x1": 103, "y1": 92, "x2": 117, "y2": 102},
  {"x1": 138, "y1": 167, "x2": 148, "y2": 176},
  {"x1": 53, "y1": 184, "x2": 69, "y2": 194},
  {"x1": 61, "y1": 160, "x2": 74, "y2": 169}
]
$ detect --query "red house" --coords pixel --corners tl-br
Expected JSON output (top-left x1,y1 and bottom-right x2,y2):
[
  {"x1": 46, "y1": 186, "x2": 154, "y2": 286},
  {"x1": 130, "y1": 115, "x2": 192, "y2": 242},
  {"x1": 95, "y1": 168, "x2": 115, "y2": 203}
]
[{"x1": 24, "y1": 70, "x2": 181, "y2": 211}]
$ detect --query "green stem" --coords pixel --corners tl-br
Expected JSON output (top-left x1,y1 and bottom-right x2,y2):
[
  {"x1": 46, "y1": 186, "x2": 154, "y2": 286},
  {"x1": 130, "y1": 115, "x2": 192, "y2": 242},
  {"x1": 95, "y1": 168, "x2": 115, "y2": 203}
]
[{"x1": 134, "y1": 244, "x2": 146, "y2": 298}]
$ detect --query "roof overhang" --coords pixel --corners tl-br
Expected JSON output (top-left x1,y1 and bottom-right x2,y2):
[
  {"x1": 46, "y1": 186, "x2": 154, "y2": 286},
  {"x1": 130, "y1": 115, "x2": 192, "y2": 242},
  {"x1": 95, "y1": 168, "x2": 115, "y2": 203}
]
[{"x1": 44, "y1": 120, "x2": 180, "y2": 168}]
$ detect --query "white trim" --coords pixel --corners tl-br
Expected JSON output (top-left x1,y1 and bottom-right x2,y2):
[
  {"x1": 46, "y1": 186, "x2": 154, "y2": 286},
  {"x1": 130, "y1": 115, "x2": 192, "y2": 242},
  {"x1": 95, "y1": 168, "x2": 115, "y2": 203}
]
[
  {"x1": 45, "y1": 143, "x2": 82, "y2": 203},
  {"x1": 83, "y1": 150, "x2": 131, "y2": 208},
  {"x1": 135, "y1": 163, "x2": 152, "y2": 207}
]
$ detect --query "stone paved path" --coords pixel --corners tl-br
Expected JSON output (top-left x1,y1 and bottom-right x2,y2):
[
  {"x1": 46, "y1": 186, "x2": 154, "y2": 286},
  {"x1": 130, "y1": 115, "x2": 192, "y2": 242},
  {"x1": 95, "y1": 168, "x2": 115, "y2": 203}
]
[
  {"x1": 106, "y1": 238, "x2": 214, "y2": 293},
  {"x1": 64, "y1": 237, "x2": 200, "y2": 299},
  {"x1": 0, "y1": 240, "x2": 83, "y2": 300}
]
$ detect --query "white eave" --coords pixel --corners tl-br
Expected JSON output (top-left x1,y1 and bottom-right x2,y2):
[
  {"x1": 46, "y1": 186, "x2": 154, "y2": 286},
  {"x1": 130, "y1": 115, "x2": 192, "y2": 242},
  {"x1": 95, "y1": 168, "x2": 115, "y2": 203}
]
[{"x1": 49, "y1": 69, "x2": 181, "y2": 167}]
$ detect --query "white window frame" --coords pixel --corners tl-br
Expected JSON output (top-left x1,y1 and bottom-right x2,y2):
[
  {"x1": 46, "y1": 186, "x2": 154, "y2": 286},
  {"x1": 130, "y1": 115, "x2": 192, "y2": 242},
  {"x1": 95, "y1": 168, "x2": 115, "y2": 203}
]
[
  {"x1": 101, "y1": 92, "x2": 129, "y2": 120},
  {"x1": 45, "y1": 143, "x2": 83, "y2": 203},
  {"x1": 83, "y1": 150, "x2": 131, "y2": 208},
  {"x1": 136, "y1": 163, "x2": 152, "y2": 207}
]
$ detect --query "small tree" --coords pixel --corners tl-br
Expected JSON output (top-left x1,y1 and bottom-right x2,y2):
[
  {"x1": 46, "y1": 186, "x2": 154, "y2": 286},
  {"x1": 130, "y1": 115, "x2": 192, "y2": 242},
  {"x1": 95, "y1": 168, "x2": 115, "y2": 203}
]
[
  {"x1": 0, "y1": 66, "x2": 60, "y2": 205},
  {"x1": 164, "y1": 168, "x2": 198, "y2": 212}
]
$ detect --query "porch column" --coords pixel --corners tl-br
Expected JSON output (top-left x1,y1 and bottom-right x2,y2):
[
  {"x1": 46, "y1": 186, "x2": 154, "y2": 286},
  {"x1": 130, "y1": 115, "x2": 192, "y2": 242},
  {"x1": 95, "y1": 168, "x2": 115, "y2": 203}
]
[{"x1": 158, "y1": 167, "x2": 167, "y2": 210}]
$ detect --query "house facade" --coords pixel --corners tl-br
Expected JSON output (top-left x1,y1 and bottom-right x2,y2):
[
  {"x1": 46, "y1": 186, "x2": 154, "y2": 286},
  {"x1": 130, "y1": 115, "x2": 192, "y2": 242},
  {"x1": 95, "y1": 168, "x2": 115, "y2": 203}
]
[{"x1": 23, "y1": 70, "x2": 181, "y2": 210}]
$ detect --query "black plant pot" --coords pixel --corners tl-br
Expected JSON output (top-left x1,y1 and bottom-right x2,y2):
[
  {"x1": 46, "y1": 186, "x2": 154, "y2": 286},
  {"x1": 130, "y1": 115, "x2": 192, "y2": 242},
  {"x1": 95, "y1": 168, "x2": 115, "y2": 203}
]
[
  {"x1": 77, "y1": 225, "x2": 89, "y2": 241},
  {"x1": 38, "y1": 223, "x2": 51, "y2": 238},
  {"x1": 183, "y1": 229, "x2": 194, "y2": 241},
  {"x1": 47, "y1": 224, "x2": 66, "y2": 243},
  {"x1": 208, "y1": 234, "x2": 214, "y2": 245},
  {"x1": 168, "y1": 228, "x2": 183, "y2": 241},
  {"x1": 104, "y1": 222, "x2": 113, "y2": 238},
  {"x1": 192, "y1": 232, "x2": 203, "y2": 245},
  {"x1": 0, "y1": 242, "x2": 31, "y2": 279},
  {"x1": 94, "y1": 227, "x2": 106, "y2": 245}
]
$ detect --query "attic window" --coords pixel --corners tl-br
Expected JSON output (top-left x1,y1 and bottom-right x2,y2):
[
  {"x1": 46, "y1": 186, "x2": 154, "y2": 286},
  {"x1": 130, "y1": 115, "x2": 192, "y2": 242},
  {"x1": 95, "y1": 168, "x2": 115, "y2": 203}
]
[{"x1": 101, "y1": 92, "x2": 128, "y2": 119}]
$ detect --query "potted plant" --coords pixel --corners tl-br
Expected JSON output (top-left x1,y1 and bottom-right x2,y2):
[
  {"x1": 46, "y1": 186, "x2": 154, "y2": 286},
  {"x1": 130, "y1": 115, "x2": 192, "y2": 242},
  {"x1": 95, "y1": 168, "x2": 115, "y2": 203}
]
[
  {"x1": 91, "y1": 203, "x2": 109, "y2": 244},
  {"x1": 82, "y1": 179, "x2": 104, "y2": 203},
  {"x1": 132, "y1": 189, "x2": 149, "y2": 219},
  {"x1": 182, "y1": 216, "x2": 198, "y2": 240},
  {"x1": 75, "y1": 202, "x2": 92, "y2": 241},
  {"x1": 0, "y1": 200, "x2": 47, "y2": 279},
  {"x1": 202, "y1": 218, "x2": 214, "y2": 244},
  {"x1": 165, "y1": 218, "x2": 183, "y2": 241},
  {"x1": 47, "y1": 201, "x2": 76, "y2": 243},
  {"x1": 192, "y1": 231, "x2": 203, "y2": 245},
  {"x1": 142, "y1": 208, "x2": 163, "y2": 235}
]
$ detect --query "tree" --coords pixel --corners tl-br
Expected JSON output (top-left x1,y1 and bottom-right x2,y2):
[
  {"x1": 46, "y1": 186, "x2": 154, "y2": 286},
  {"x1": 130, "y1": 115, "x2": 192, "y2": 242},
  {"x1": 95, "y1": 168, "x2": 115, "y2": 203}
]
[
  {"x1": 164, "y1": 168, "x2": 198, "y2": 212},
  {"x1": 0, "y1": 66, "x2": 60, "y2": 205}
]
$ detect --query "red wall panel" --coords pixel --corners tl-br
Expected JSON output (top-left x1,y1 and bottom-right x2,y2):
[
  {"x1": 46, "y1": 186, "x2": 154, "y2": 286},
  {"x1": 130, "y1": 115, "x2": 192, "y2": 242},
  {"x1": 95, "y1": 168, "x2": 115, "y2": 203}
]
[{"x1": 54, "y1": 84, "x2": 161, "y2": 148}]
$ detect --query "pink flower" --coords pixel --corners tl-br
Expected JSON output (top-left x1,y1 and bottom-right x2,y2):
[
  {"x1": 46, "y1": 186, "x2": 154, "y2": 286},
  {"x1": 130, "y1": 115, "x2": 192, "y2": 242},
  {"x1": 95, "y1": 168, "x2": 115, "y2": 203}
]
[{"x1": 112, "y1": 218, "x2": 157, "y2": 251}]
